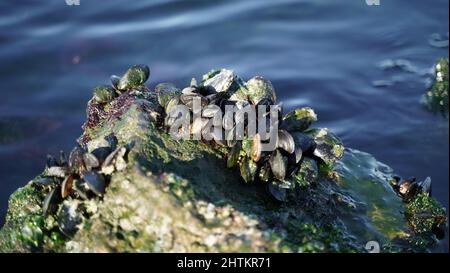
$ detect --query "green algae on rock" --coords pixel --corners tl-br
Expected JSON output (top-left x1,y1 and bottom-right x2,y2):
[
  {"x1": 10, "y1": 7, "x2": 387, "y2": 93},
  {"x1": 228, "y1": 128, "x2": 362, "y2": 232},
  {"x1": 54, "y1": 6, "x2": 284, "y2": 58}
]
[
  {"x1": 0, "y1": 65, "x2": 447, "y2": 253},
  {"x1": 424, "y1": 58, "x2": 449, "y2": 117}
]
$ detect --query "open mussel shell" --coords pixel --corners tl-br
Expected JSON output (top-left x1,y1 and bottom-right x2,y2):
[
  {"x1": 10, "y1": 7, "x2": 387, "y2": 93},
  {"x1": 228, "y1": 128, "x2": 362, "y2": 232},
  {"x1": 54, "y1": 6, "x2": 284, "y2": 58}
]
[
  {"x1": 81, "y1": 171, "x2": 106, "y2": 196},
  {"x1": 277, "y1": 129, "x2": 295, "y2": 154},
  {"x1": 117, "y1": 64, "x2": 150, "y2": 91},
  {"x1": 269, "y1": 149, "x2": 287, "y2": 180},
  {"x1": 61, "y1": 174, "x2": 74, "y2": 198},
  {"x1": 42, "y1": 186, "x2": 62, "y2": 217}
]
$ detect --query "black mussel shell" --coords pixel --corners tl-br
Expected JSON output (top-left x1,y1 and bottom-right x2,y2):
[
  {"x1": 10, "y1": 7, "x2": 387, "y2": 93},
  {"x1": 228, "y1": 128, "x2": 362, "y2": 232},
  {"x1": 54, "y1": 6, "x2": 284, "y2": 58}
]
[
  {"x1": 42, "y1": 186, "x2": 62, "y2": 216},
  {"x1": 91, "y1": 146, "x2": 112, "y2": 165},
  {"x1": 81, "y1": 171, "x2": 106, "y2": 196},
  {"x1": 269, "y1": 149, "x2": 287, "y2": 180},
  {"x1": 277, "y1": 130, "x2": 295, "y2": 154}
]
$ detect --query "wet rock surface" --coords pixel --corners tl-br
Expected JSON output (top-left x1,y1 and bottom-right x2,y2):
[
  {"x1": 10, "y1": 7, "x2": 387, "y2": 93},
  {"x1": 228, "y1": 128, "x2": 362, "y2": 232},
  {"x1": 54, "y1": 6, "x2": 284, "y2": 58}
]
[
  {"x1": 424, "y1": 58, "x2": 449, "y2": 118},
  {"x1": 0, "y1": 66, "x2": 447, "y2": 253}
]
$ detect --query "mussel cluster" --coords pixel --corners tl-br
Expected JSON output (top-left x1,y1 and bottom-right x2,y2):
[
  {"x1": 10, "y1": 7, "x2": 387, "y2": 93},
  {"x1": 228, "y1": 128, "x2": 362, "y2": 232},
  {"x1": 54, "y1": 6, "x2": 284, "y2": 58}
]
[
  {"x1": 34, "y1": 65, "x2": 151, "y2": 236},
  {"x1": 155, "y1": 68, "x2": 345, "y2": 200},
  {"x1": 34, "y1": 133, "x2": 129, "y2": 235},
  {"x1": 84, "y1": 64, "x2": 152, "y2": 131},
  {"x1": 391, "y1": 176, "x2": 432, "y2": 202}
]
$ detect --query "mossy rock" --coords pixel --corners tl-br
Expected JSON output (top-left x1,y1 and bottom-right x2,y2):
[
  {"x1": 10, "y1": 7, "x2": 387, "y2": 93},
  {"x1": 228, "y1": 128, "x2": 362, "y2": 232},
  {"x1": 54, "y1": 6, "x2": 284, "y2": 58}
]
[{"x1": 0, "y1": 94, "x2": 446, "y2": 253}]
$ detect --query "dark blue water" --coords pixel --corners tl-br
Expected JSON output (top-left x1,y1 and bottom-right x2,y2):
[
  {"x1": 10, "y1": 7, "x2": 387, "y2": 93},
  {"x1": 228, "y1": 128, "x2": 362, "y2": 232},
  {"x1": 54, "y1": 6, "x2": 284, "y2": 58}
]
[{"x1": 0, "y1": 0, "x2": 448, "y2": 250}]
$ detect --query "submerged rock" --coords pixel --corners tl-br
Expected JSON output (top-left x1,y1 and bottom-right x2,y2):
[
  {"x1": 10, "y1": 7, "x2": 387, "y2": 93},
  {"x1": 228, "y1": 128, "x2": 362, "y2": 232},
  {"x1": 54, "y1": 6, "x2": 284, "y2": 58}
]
[
  {"x1": 0, "y1": 66, "x2": 446, "y2": 253},
  {"x1": 423, "y1": 58, "x2": 449, "y2": 118}
]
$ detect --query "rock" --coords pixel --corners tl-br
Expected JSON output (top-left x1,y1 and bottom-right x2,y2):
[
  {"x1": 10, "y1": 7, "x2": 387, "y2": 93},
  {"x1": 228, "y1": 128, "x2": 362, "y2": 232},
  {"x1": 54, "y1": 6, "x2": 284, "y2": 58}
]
[{"x1": 0, "y1": 70, "x2": 446, "y2": 253}]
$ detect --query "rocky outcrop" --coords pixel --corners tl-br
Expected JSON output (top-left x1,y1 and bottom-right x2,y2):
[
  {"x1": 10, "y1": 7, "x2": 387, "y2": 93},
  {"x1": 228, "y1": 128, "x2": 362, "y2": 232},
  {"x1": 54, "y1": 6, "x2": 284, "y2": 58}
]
[{"x1": 0, "y1": 67, "x2": 446, "y2": 253}]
